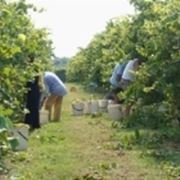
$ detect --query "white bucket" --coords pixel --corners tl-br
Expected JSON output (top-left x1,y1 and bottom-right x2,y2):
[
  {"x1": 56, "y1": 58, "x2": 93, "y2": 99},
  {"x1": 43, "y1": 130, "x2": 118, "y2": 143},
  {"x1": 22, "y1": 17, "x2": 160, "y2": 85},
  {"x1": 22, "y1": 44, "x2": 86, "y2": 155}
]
[
  {"x1": 40, "y1": 109, "x2": 49, "y2": 125},
  {"x1": 98, "y1": 99, "x2": 108, "y2": 112},
  {"x1": 90, "y1": 100, "x2": 99, "y2": 114},
  {"x1": 13, "y1": 125, "x2": 29, "y2": 151},
  {"x1": 84, "y1": 101, "x2": 91, "y2": 114},
  {"x1": 107, "y1": 104, "x2": 123, "y2": 121},
  {"x1": 72, "y1": 102, "x2": 84, "y2": 116},
  {"x1": 108, "y1": 100, "x2": 116, "y2": 105}
]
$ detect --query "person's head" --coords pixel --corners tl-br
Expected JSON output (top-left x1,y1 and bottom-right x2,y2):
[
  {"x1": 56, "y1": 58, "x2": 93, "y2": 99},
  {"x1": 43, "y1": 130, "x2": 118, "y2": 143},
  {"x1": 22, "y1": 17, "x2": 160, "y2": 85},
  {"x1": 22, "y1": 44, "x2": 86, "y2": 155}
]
[
  {"x1": 133, "y1": 58, "x2": 142, "y2": 70},
  {"x1": 134, "y1": 58, "x2": 143, "y2": 65}
]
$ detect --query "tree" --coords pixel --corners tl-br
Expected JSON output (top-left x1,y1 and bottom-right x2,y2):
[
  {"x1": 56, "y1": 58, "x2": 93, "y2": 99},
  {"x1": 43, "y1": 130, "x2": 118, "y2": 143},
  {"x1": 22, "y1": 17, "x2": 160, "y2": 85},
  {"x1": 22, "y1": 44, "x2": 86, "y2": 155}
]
[
  {"x1": 0, "y1": 0, "x2": 53, "y2": 157},
  {"x1": 67, "y1": 0, "x2": 180, "y2": 127}
]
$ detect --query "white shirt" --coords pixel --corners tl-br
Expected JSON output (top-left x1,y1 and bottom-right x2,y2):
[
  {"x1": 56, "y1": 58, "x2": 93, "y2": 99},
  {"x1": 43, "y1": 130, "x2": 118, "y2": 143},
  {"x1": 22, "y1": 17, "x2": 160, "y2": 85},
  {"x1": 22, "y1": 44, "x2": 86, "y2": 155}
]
[{"x1": 122, "y1": 59, "x2": 137, "y2": 81}]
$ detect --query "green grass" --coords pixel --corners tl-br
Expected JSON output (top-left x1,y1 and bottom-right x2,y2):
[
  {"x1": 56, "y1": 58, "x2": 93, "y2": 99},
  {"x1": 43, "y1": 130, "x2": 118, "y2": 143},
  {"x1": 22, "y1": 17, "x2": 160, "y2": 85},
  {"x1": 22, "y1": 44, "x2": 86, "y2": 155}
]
[{"x1": 5, "y1": 83, "x2": 180, "y2": 180}]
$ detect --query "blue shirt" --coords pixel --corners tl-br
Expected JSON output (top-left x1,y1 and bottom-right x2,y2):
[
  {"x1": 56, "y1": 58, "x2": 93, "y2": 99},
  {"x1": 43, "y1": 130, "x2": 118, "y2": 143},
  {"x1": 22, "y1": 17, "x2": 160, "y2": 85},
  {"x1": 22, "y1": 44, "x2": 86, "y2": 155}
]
[
  {"x1": 44, "y1": 72, "x2": 68, "y2": 96},
  {"x1": 110, "y1": 63, "x2": 127, "y2": 87}
]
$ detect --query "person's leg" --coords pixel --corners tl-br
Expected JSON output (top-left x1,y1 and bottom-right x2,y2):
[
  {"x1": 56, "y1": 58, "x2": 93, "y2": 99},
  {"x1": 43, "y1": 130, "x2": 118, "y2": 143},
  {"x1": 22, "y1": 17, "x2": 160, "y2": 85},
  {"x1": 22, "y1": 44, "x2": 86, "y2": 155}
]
[
  {"x1": 44, "y1": 95, "x2": 57, "y2": 121},
  {"x1": 30, "y1": 108, "x2": 40, "y2": 128},
  {"x1": 25, "y1": 81, "x2": 40, "y2": 129},
  {"x1": 53, "y1": 96, "x2": 63, "y2": 121},
  {"x1": 32, "y1": 87, "x2": 41, "y2": 128},
  {"x1": 105, "y1": 91, "x2": 115, "y2": 100},
  {"x1": 106, "y1": 92, "x2": 122, "y2": 104},
  {"x1": 111, "y1": 87, "x2": 124, "y2": 104}
]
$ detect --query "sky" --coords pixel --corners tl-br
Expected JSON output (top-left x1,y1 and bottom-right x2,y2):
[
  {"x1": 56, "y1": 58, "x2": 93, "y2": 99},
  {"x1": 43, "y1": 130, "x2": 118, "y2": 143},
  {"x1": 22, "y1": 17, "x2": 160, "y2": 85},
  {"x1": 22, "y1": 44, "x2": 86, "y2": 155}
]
[{"x1": 27, "y1": 0, "x2": 135, "y2": 58}]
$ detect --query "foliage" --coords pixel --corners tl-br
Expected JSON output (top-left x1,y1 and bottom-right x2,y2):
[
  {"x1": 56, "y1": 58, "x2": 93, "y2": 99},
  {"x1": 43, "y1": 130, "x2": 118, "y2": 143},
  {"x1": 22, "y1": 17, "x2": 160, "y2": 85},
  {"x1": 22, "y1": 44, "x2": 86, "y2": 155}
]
[
  {"x1": 53, "y1": 56, "x2": 70, "y2": 69},
  {"x1": 67, "y1": 18, "x2": 132, "y2": 87},
  {"x1": 123, "y1": 0, "x2": 180, "y2": 124},
  {"x1": 161, "y1": 161, "x2": 180, "y2": 179},
  {"x1": 0, "y1": 0, "x2": 53, "y2": 121},
  {"x1": 67, "y1": 0, "x2": 180, "y2": 127},
  {"x1": 0, "y1": 115, "x2": 18, "y2": 160},
  {"x1": 121, "y1": 104, "x2": 171, "y2": 129},
  {"x1": 55, "y1": 69, "x2": 67, "y2": 83},
  {"x1": 0, "y1": 0, "x2": 53, "y2": 160}
]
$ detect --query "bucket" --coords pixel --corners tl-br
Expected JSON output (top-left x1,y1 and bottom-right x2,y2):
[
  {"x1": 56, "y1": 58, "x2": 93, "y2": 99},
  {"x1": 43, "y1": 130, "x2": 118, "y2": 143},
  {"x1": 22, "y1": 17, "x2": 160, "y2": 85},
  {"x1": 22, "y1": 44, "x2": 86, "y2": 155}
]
[
  {"x1": 108, "y1": 100, "x2": 116, "y2": 105},
  {"x1": 72, "y1": 102, "x2": 84, "y2": 116},
  {"x1": 84, "y1": 101, "x2": 91, "y2": 114},
  {"x1": 40, "y1": 109, "x2": 49, "y2": 125},
  {"x1": 12, "y1": 124, "x2": 29, "y2": 151},
  {"x1": 90, "y1": 100, "x2": 99, "y2": 114},
  {"x1": 98, "y1": 99, "x2": 108, "y2": 112},
  {"x1": 107, "y1": 104, "x2": 123, "y2": 121}
]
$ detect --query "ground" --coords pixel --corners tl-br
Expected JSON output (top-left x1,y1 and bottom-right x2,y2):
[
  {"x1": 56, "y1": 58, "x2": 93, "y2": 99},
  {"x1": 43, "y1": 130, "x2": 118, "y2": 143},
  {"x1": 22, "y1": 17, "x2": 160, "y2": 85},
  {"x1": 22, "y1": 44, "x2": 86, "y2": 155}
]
[{"x1": 3, "y1": 83, "x2": 180, "y2": 180}]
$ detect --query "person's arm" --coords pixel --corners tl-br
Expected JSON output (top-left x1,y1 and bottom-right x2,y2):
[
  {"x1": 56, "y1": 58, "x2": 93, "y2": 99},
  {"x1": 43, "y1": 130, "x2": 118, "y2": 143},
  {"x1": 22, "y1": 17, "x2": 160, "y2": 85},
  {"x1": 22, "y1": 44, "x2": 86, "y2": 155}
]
[
  {"x1": 38, "y1": 74, "x2": 45, "y2": 92},
  {"x1": 39, "y1": 76, "x2": 49, "y2": 109},
  {"x1": 133, "y1": 59, "x2": 140, "y2": 71}
]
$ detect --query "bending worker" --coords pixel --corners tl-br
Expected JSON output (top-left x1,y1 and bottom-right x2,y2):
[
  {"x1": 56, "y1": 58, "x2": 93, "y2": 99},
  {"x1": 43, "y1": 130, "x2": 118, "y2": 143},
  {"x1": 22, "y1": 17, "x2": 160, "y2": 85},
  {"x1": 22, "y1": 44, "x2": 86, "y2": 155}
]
[{"x1": 42, "y1": 71, "x2": 68, "y2": 121}]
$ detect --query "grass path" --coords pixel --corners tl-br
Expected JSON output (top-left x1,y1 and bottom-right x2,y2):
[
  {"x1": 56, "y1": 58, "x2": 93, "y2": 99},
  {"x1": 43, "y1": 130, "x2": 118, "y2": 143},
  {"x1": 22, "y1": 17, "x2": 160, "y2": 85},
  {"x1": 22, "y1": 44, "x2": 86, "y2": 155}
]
[{"x1": 8, "y1": 84, "x2": 169, "y2": 180}]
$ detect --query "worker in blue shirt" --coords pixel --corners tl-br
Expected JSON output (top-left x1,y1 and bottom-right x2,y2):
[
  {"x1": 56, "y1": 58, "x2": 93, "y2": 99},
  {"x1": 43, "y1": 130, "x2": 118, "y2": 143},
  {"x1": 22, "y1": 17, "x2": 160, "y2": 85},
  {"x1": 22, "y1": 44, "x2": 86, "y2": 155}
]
[
  {"x1": 42, "y1": 71, "x2": 68, "y2": 121},
  {"x1": 106, "y1": 62, "x2": 127, "y2": 103}
]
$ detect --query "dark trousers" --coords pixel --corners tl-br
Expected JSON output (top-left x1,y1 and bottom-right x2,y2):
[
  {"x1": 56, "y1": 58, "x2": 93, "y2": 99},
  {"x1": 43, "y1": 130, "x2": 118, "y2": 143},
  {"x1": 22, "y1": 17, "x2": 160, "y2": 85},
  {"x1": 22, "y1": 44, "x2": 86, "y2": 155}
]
[
  {"x1": 106, "y1": 87, "x2": 124, "y2": 104},
  {"x1": 25, "y1": 80, "x2": 40, "y2": 129}
]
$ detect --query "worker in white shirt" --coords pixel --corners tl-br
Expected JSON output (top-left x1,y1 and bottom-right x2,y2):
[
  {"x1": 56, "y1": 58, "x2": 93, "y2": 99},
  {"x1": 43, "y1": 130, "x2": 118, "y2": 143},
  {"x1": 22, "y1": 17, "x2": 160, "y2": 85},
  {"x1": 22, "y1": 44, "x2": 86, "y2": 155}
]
[
  {"x1": 120, "y1": 58, "x2": 141, "y2": 115},
  {"x1": 120, "y1": 58, "x2": 141, "y2": 90}
]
